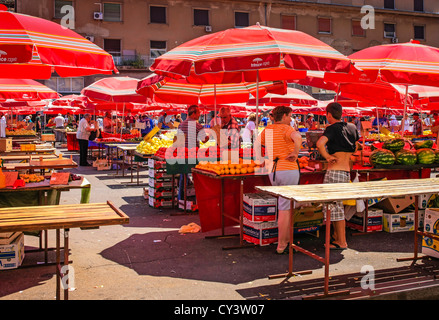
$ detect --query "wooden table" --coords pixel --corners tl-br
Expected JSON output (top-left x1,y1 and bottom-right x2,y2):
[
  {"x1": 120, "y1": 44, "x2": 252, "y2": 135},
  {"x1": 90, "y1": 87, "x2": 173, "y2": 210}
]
[
  {"x1": 0, "y1": 201, "x2": 129, "y2": 300},
  {"x1": 115, "y1": 144, "x2": 138, "y2": 182},
  {"x1": 0, "y1": 154, "x2": 57, "y2": 163},
  {"x1": 3, "y1": 159, "x2": 78, "y2": 173},
  {"x1": 0, "y1": 148, "x2": 56, "y2": 156},
  {"x1": 256, "y1": 177, "x2": 439, "y2": 299}
]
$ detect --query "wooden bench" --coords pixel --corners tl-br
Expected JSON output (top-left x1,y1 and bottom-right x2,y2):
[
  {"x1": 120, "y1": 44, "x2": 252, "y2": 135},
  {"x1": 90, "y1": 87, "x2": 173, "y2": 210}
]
[{"x1": 0, "y1": 201, "x2": 129, "y2": 300}]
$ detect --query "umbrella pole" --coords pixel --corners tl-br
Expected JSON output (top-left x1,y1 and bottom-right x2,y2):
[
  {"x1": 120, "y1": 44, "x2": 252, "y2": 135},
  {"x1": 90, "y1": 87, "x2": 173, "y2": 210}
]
[
  {"x1": 256, "y1": 70, "x2": 259, "y2": 126},
  {"x1": 214, "y1": 84, "x2": 217, "y2": 126},
  {"x1": 335, "y1": 84, "x2": 340, "y2": 102},
  {"x1": 121, "y1": 102, "x2": 125, "y2": 140},
  {"x1": 401, "y1": 85, "x2": 409, "y2": 137}
]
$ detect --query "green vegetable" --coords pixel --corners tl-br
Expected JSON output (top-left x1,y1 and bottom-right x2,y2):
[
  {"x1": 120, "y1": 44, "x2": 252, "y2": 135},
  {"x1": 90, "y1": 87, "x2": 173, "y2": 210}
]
[
  {"x1": 414, "y1": 140, "x2": 434, "y2": 149},
  {"x1": 395, "y1": 149, "x2": 417, "y2": 166},
  {"x1": 382, "y1": 139, "x2": 405, "y2": 152},
  {"x1": 369, "y1": 149, "x2": 395, "y2": 167},
  {"x1": 416, "y1": 148, "x2": 436, "y2": 164}
]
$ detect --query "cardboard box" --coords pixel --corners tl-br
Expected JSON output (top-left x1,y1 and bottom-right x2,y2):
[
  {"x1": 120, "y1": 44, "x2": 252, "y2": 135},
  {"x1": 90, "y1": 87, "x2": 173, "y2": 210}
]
[
  {"x1": 148, "y1": 196, "x2": 175, "y2": 208},
  {"x1": 293, "y1": 205, "x2": 323, "y2": 228},
  {"x1": 178, "y1": 200, "x2": 198, "y2": 211},
  {"x1": 149, "y1": 168, "x2": 173, "y2": 180},
  {"x1": 243, "y1": 193, "x2": 277, "y2": 222},
  {"x1": 148, "y1": 187, "x2": 174, "y2": 199},
  {"x1": 0, "y1": 138, "x2": 12, "y2": 152},
  {"x1": 0, "y1": 232, "x2": 24, "y2": 270},
  {"x1": 41, "y1": 134, "x2": 55, "y2": 142},
  {"x1": 149, "y1": 178, "x2": 174, "y2": 189},
  {"x1": 243, "y1": 217, "x2": 278, "y2": 246},
  {"x1": 383, "y1": 211, "x2": 415, "y2": 233},
  {"x1": 376, "y1": 196, "x2": 415, "y2": 214},
  {"x1": 422, "y1": 208, "x2": 439, "y2": 259},
  {"x1": 0, "y1": 232, "x2": 21, "y2": 245},
  {"x1": 347, "y1": 208, "x2": 383, "y2": 233}
]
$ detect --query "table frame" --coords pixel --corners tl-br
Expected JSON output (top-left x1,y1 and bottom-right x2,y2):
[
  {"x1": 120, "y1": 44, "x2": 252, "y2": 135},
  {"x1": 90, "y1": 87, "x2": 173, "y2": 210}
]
[
  {"x1": 0, "y1": 201, "x2": 129, "y2": 300},
  {"x1": 256, "y1": 177, "x2": 439, "y2": 299}
]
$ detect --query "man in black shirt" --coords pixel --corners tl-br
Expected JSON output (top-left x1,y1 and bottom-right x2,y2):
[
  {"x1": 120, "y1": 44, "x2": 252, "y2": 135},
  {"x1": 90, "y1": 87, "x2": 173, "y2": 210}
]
[{"x1": 316, "y1": 102, "x2": 359, "y2": 250}]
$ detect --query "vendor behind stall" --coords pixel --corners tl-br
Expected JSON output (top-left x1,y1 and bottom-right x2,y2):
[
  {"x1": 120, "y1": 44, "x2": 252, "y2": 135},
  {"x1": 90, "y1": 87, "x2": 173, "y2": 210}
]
[
  {"x1": 316, "y1": 102, "x2": 359, "y2": 251},
  {"x1": 372, "y1": 110, "x2": 389, "y2": 130},
  {"x1": 256, "y1": 105, "x2": 302, "y2": 255},
  {"x1": 412, "y1": 112, "x2": 423, "y2": 136}
]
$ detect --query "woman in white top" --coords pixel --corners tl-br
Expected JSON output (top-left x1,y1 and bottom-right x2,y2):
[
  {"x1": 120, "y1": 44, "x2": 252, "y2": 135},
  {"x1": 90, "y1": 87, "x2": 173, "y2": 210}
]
[
  {"x1": 242, "y1": 113, "x2": 257, "y2": 145},
  {"x1": 389, "y1": 115, "x2": 400, "y2": 132},
  {"x1": 0, "y1": 112, "x2": 6, "y2": 138}
]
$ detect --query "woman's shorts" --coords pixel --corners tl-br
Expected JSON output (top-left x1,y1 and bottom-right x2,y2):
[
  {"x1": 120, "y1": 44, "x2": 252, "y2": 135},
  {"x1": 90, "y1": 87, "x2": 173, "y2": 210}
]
[
  {"x1": 268, "y1": 170, "x2": 300, "y2": 211},
  {"x1": 323, "y1": 170, "x2": 350, "y2": 221}
]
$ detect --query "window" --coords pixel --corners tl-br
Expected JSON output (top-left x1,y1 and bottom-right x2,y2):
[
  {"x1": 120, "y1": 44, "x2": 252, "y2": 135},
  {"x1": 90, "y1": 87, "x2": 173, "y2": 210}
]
[
  {"x1": 104, "y1": 38, "x2": 121, "y2": 64},
  {"x1": 54, "y1": 0, "x2": 72, "y2": 19},
  {"x1": 384, "y1": 23, "x2": 396, "y2": 38},
  {"x1": 235, "y1": 12, "x2": 249, "y2": 28},
  {"x1": 150, "y1": 6, "x2": 166, "y2": 24},
  {"x1": 281, "y1": 15, "x2": 296, "y2": 30},
  {"x1": 384, "y1": 0, "x2": 395, "y2": 9},
  {"x1": 46, "y1": 77, "x2": 84, "y2": 93},
  {"x1": 414, "y1": 0, "x2": 424, "y2": 12},
  {"x1": 150, "y1": 41, "x2": 166, "y2": 59},
  {"x1": 414, "y1": 25, "x2": 425, "y2": 40},
  {"x1": 352, "y1": 20, "x2": 365, "y2": 37},
  {"x1": 318, "y1": 17, "x2": 331, "y2": 34},
  {"x1": 103, "y1": 3, "x2": 121, "y2": 22},
  {"x1": 194, "y1": 9, "x2": 209, "y2": 26}
]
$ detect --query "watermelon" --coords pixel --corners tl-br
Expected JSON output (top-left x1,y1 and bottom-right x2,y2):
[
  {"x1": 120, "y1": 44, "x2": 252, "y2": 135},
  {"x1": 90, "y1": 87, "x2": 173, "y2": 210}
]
[
  {"x1": 369, "y1": 149, "x2": 395, "y2": 167},
  {"x1": 416, "y1": 148, "x2": 436, "y2": 164},
  {"x1": 382, "y1": 139, "x2": 405, "y2": 152},
  {"x1": 414, "y1": 140, "x2": 434, "y2": 149},
  {"x1": 395, "y1": 149, "x2": 417, "y2": 166},
  {"x1": 435, "y1": 149, "x2": 439, "y2": 163}
]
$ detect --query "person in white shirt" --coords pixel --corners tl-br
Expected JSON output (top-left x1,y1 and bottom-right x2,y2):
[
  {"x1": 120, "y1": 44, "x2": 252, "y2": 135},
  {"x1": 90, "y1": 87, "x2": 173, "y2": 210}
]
[
  {"x1": 290, "y1": 115, "x2": 298, "y2": 130},
  {"x1": 242, "y1": 113, "x2": 257, "y2": 144},
  {"x1": 389, "y1": 115, "x2": 400, "y2": 132},
  {"x1": 76, "y1": 114, "x2": 97, "y2": 166},
  {"x1": 54, "y1": 113, "x2": 66, "y2": 144},
  {"x1": 0, "y1": 112, "x2": 6, "y2": 138}
]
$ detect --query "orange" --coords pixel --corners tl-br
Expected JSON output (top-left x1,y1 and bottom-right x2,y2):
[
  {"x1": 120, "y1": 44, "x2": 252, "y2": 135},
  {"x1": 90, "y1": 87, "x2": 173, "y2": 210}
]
[
  {"x1": 235, "y1": 164, "x2": 242, "y2": 170},
  {"x1": 247, "y1": 166, "x2": 254, "y2": 173},
  {"x1": 224, "y1": 168, "x2": 230, "y2": 175},
  {"x1": 241, "y1": 168, "x2": 248, "y2": 174},
  {"x1": 230, "y1": 168, "x2": 236, "y2": 175}
]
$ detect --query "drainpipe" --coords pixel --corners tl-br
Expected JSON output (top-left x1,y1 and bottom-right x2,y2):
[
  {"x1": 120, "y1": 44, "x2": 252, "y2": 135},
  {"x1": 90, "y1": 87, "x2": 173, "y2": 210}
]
[{"x1": 264, "y1": 2, "x2": 267, "y2": 26}]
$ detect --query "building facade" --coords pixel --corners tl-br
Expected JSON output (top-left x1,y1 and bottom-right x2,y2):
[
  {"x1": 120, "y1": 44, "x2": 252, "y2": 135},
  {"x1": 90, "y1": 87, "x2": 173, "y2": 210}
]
[{"x1": 8, "y1": 0, "x2": 439, "y2": 96}]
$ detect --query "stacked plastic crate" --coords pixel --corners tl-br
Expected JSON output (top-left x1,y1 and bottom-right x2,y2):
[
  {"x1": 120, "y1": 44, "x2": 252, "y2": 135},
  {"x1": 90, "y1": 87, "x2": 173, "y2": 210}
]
[{"x1": 146, "y1": 158, "x2": 177, "y2": 209}]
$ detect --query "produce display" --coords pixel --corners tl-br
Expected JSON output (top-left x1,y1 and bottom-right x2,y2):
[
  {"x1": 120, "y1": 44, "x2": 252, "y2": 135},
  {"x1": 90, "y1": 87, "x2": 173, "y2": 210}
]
[
  {"x1": 195, "y1": 159, "x2": 261, "y2": 176},
  {"x1": 19, "y1": 174, "x2": 45, "y2": 183},
  {"x1": 369, "y1": 138, "x2": 438, "y2": 167},
  {"x1": 136, "y1": 137, "x2": 173, "y2": 155},
  {"x1": 6, "y1": 129, "x2": 36, "y2": 136}
]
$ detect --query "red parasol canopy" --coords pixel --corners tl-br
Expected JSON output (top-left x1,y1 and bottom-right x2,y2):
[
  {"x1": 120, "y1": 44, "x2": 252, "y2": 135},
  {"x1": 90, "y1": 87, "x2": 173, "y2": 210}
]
[
  {"x1": 0, "y1": 5, "x2": 118, "y2": 79},
  {"x1": 247, "y1": 87, "x2": 318, "y2": 107},
  {"x1": 136, "y1": 73, "x2": 286, "y2": 105},
  {"x1": 0, "y1": 78, "x2": 59, "y2": 101},
  {"x1": 150, "y1": 24, "x2": 354, "y2": 83},
  {"x1": 82, "y1": 77, "x2": 150, "y2": 103}
]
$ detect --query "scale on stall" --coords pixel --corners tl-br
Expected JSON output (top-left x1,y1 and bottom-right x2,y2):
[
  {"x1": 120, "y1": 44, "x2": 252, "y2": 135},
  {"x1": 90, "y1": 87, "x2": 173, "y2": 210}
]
[{"x1": 305, "y1": 130, "x2": 324, "y2": 160}]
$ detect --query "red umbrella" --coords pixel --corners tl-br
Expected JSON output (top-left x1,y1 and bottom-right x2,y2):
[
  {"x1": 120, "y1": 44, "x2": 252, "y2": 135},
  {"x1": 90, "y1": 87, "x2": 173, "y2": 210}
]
[
  {"x1": 82, "y1": 77, "x2": 149, "y2": 103},
  {"x1": 247, "y1": 87, "x2": 318, "y2": 107},
  {"x1": 136, "y1": 73, "x2": 286, "y2": 105},
  {"x1": 0, "y1": 78, "x2": 59, "y2": 101},
  {"x1": 347, "y1": 40, "x2": 439, "y2": 134},
  {"x1": 150, "y1": 24, "x2": 354, "y2": 83},
  {"x1": 0, "y1": 5, "x2": 118, "y2": 79}
]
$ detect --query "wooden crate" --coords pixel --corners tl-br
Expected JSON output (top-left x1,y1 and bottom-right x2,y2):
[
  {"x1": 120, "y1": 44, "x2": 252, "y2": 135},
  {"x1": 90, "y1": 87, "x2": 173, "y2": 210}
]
[{"x1": 0, "y1": 138, "x2": 12, "y2": 152}]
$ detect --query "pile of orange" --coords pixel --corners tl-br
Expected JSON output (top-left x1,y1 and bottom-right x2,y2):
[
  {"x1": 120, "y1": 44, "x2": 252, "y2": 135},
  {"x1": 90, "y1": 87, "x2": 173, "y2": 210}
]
[
  {"x1": 298, "y1": 156, "x2": 309, "y2": 169},
  {"x1": 196, "y1": 159, "x2": 260, "y2": 176}
]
